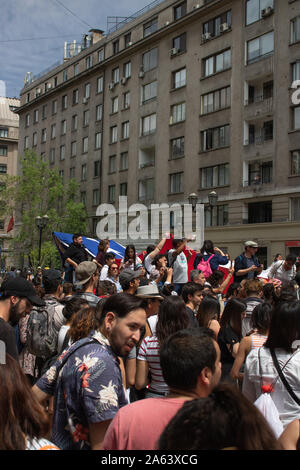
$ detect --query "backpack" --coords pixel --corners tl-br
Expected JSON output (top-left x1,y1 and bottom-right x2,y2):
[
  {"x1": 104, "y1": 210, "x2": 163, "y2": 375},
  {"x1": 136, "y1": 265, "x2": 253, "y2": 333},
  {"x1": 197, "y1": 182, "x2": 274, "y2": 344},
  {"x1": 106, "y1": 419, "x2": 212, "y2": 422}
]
[
  {"x1": 197, "y1": 254, "x2": 214, "y2": 278},
  {"x1": 26, "y1": 298, "x2": 60, "y2": 359}
]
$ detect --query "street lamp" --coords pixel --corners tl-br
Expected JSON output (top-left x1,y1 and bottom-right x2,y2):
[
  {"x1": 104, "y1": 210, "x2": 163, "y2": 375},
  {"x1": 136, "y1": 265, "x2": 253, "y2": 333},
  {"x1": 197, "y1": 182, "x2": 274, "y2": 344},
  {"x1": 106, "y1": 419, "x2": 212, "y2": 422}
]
[
  {"x1": 208, "y1": 190, "x2": 218, "y2": 208},
  {"x1": 188, "y1": 193, "x2": 198, "y2": 212},
  {"x1": 35, "y1": 215, "x2": 49, "y2": 266}
]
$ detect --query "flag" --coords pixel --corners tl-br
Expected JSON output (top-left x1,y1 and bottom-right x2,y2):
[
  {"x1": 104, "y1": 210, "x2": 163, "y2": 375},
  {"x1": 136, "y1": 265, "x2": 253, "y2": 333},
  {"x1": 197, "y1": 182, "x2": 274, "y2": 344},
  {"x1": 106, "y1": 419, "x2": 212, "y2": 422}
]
[{"x1": 7, "y1": 216, "x2": 14, "y2": 233}]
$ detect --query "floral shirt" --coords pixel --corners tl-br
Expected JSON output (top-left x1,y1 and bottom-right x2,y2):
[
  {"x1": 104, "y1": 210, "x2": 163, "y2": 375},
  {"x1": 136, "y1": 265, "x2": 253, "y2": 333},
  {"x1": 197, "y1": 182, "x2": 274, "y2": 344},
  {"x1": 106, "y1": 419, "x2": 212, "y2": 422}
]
[{"x1": 36, "y1": 331, "x2": 127, "y2": 450}]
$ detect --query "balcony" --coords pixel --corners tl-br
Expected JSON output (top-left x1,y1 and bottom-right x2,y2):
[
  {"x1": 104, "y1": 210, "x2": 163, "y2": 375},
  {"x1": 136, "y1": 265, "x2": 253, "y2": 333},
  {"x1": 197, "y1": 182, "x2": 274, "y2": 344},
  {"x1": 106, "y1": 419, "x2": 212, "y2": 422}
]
[
  {"x1": 244, "y1": 97, "x2": 273, "y2": 121},
  {"x1": 245, "y1": 54, "x2": 274, "y2": 82}
]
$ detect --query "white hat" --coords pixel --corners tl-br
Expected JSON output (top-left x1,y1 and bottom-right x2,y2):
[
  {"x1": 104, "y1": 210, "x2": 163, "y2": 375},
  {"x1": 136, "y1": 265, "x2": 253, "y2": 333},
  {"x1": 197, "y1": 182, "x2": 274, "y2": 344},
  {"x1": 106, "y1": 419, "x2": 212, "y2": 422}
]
[{"x1": 136, "y1": 284, "x2": 164, "y2": 300}]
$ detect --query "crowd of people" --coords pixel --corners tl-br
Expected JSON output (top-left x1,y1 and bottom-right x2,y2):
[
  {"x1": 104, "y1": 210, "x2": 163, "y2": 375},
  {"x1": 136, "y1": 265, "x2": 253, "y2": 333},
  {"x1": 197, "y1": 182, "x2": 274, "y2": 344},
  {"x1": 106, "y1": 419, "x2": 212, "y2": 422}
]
[{"x1": 1, "y1": 233, "x2": 300, "y2": 451}]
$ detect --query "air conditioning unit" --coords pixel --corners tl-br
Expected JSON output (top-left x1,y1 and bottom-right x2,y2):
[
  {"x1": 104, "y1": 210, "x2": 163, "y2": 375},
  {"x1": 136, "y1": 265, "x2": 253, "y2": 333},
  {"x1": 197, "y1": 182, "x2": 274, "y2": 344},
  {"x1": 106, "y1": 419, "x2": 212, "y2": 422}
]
[
  {"x1": 220, "y1": 22, "x2": 229, "y2": 33},
  {"x1": 139, "y1": 70, "x2": 145, "y2": 78},
  {"x1": 202, "y1": 32, "x2": 212, "y2": 41},
  {"x1": 108, "y1": 82, "x2": 115, "y2": 90},
  {"x1": 83, "y1": 97, "x2": 88, "y2": 104},
  {"x1": 261, "y1": 6, "x2": 274, "y2": 17},
  {"x1": 121, "y1": 77, "x2": 127, "y2": 85},
  {"x1": 170, "y1": 48, "x2": 178, "y2": 57}
]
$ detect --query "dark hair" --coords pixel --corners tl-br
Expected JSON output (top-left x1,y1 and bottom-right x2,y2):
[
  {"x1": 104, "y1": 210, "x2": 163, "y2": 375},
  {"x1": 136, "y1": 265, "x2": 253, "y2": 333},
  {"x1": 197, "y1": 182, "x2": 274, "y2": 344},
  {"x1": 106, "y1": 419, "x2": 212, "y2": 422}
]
[
  {"x1": 124, "y1": 245, "x2": 137, "y2": 268},
  {"x1": 190, "y1": 270, "x2": 202, "y2": 282},
  {"x1": 0, "y1": 354, "x2": 50, "y2": 450},
  {"x1": 181, "y1": 282, "x2": 204, "y2": 303},
  {"x1": 250, "y1": 302, "x2": 273, "y2": 334},
  {"x1": 158, "y1": 384, "x2": 280, "y2": 450},
  {"x1": 104, "y1": 252, "x2": 115, "y2": 262},
  {"x1": 152, "y1": 253, "x2": 167, "y2": 268},
  {"x1": 156, "y1": 297, "x2": 190, "y2": 347},
  {"x1": 98, "y1": 293, "x2": 147, "y2": 326},
  {"x1": 197, "y1": 295, "x2": 221, "y2": 328},
  {"x1": 206, "y1": 270, "x2": 224, "y2": 288},
  {"x1": 72, "y1": 233, "x2": 81, "y2": 241},
  {"x1": 225, "y1": 282, "x2": 240, "y2": 299},
  {"x1": 98, "y1": 239, "x2": 109, "y2": 252},
  {"x1": 68, "y1": 306, "x2": 99, "y2": 342},
  {"x1": 160, "y1": 283, "x2": 175, "y2": 296},
  {"x1": 274, "y1": 254, "x2": 282, "y2": 262},
  {"x1": 96, "y1": 280, "x2": 117, "y2": 296},
  {"x1": 146, "y1": 245, "x2": 155, "y2": 255},
  {"x1": 262, "y1": 283, "x2": 277, "y2": 303},
  {"x1": 172, "y1": 238, "x2": 183, "y2": 249},
  {"x1": 286, "y1": 254, "x2": 297, "y2": 264},
  {"x1": 43, "y1": 277, "x2": 62, "y2": 294},
  {"x1": 274, "y1": 281, "x2": 297, "y2": 304},
  {"x1": 63, "y1": 282, "x2": 73, "y2": 296},
  {"x1": 200, "y1": 240, "x2": 214, "y2": 255},
  {"x1": 264, "y1": 301, "x2": 300, "y2": 352},
  {"x1": 160, "y1": 328, "x2": 217, "y2": 391},
  {"x1": 62, "y1": 296, "x2": 89, "y2": 321},
  {"x1": 220, "y1": 298, "x2": 246, "y2": 340}
]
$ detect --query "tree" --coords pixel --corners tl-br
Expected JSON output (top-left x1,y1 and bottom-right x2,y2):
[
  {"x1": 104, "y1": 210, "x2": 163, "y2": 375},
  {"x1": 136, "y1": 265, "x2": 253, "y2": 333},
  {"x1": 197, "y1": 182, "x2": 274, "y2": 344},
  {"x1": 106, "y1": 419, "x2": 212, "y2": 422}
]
[{"x1": 0, "y1": 150, "x2": 88, "y2": 268}]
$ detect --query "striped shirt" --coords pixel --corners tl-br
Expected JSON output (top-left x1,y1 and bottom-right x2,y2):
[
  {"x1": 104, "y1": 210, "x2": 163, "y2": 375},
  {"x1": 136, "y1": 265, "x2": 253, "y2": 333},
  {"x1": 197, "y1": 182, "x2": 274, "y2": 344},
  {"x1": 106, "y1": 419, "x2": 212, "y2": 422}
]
[
  {"x1": 137, "y1": 336, "x2": 168, "y2": 394},
  {"x1": 26, "y1": 437, "x2": 59, "y2": 450},
  {"x1": 250, "y1": 333, "x2": 268, "y2": 350}
]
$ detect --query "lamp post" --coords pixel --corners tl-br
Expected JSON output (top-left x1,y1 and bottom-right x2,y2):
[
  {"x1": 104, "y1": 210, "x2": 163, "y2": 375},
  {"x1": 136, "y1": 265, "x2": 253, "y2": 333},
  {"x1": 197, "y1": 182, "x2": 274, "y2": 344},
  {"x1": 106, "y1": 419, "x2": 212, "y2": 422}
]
[
  {"x1": 208, "y1": 190, "x2": 218, "y2": 208},
  {"x1": 188, "y1": 193, "x2": 198, "y2": 212},
  {"x1": 35, "y1": 215, "x2": 49, "y2": 266}
]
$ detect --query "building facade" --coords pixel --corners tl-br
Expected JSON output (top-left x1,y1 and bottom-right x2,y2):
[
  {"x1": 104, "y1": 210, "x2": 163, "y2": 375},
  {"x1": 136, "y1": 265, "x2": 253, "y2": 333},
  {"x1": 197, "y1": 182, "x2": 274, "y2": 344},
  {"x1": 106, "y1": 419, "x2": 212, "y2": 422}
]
[
  {"x1": 17, "y1": 0, "x2": 300, "y2": 265},
  {"x1": 0, "y1": 96, "x2": 20, "y2": 268}
]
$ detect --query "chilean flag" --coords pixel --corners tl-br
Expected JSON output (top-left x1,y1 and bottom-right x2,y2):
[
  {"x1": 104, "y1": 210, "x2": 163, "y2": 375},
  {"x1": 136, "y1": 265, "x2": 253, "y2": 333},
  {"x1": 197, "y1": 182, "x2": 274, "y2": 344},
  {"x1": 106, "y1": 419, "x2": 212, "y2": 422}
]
[{"x1": 6, "y1": 216, "x2": 14, "y2": 233}]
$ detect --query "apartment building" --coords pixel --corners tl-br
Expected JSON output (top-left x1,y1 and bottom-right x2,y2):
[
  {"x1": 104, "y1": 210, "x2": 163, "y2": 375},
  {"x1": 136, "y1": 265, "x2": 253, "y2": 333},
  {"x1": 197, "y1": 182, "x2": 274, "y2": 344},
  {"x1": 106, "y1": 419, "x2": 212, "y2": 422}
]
[
  {"x1": 17, "y1": 0, "x2": 300, "y2": 264},
  {"x1": 0, "y1": 96, "x2": 20, "y2": 267}
]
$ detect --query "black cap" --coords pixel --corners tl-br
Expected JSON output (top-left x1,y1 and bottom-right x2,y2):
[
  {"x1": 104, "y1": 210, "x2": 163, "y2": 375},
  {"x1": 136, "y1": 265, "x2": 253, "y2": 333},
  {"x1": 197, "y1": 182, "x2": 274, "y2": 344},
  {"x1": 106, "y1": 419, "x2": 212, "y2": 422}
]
[
  {"x1": 0, "y1": 277, "x2": 45, "y2": 306},
  {"x1": 42, "y1": 269, "x2": 62, "y2": 282}
]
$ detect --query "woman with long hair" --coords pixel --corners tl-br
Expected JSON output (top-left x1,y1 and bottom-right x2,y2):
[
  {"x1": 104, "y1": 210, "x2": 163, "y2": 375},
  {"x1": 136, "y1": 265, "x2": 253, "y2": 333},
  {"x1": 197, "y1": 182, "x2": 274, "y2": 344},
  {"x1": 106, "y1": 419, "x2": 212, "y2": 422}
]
[
  {"x1": 217, "y1": 298, "x2": 246, "y2": 382},
  {"x1": 196, "y1": 295, "x2": 221, "y2": 339},
  {"x1": 243, "y1": 301, "x2": 300, "y2": 429},
  {"x1": 193, "y1": 240, "x2": 229, "y2": 275},
  {"x1": 120, "y1": 244, "x2": 142, "y2": 271},
  {"x1": 93, "y1": 239, "x2": 109, "y2": 269},
  {"x1": 0, "y1": 354, "x2": 59, "y2": 450},
  {"x1": 135, "y1": 296, "x2": 190, "y2": 398}
]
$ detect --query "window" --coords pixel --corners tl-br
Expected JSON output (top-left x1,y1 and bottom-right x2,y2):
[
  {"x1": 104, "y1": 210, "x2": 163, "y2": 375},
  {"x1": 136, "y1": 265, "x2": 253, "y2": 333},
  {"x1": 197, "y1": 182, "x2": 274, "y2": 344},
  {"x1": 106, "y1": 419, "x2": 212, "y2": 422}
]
[
  {"x1": 61, "y1": 120, "x2": 66, "y2": 135},
  {"x1": 171, "y1": 102, "x2": 186, "y2": 124},
  {"x1": 71, "y1": 141, "x2": 77, "y2": 157},
  {"x1": 246, "y1": 0, "x2": 274, "y2": 26},
  {"x1": 41, "y1": 153, "x2": 46, "y2": 163},
  {"x1": 203, "y1": 10, "x2": 232, "y2": 39},
  {"x1": 112, "y1": 96, "x2": 118, "y2": 114},
  {"x1": 248, "y1": 201, "x2": 272, "y2": 223},
  {"x1": 74, "y1": 63, "x2": 79, "y2": 76},
  {"x1": 113, "y1": 40, "x2": 119, "y2": 55},
  {"x1": 201, "y1": 164, "x2": 229, "y2": 188},
  {"x1": 293, "y1": 106, "x2": 300, "y2": 130},
  {"x1": 97, "y1": 76, "x2": 103, "y2": 93},
  {"x1": 112, "y1": 67, "x2": 120, "y2": 84},
  {"x1": 62, "y1": 95, "x2": 68, "y2": 110},
  {"x1": 95, "y1": 132, "x2": 102, "y2": 149},
  {"x1": 0, "y1": 146, "x2": 8, "y2": 156},
  {"x1": 138, "y1": 178, "x2": 154, "y2": 201},
  {"x1": 124, "y1": 61, "x2": 131, "y2": 78},
  {"x1": 63, "y1": 70, "x2": 68, "y2": 82},
  {"x1": 123, "y1": 91, "x2": 130, "y2": 109},
  {"x1": 174, "y1": 1, "x2": 187, "y2": 20},
  {"x1": 93, "y1": 189, "x2": 100, "y2": 205},
  {"x1": 33, "y1": 132, "x2": 37, "y2": 147},
  {"x1": 292, "y1": 62, "x2": 300, "y2": 81},
  {"x1": 59, "y1": 145, "x2": 65, "y2": 161},
  {"x1": 70, "y1": 167, "x2": 75, "y2": 179},
  {"x1": 108, "y1": 185, "x2": 116, "y2": 203},
  {"x1": 83, "y1": 136, "x2": 89, "y2": 153},
  {"x1": 172, "y1": 68, "x2": 186, "y2": 89},
  {"x1": 72, "y1": 89, "x2": 78, "y2": 105},
  {"x1": 72, "y1": 114, "x2": 78, "y2": 131},
  {"x1": 120, "y1": 182, "x2": 128, "y2": 196},
  {"x1": 172, "y1": 33, "x2": 187, "y2": 53},
  {"x1": 170, "y1": 172, "x2": 184, "y2": 194},
  {"x1": 84, "y1": 83, "x2": 91, "y2": 99},
  {"x1": 170, "y1": 137, "x2": 185, "y2": 159},
  {"x1": 96, "y1": 104, "x2": 103, "y2": 121},
  {"x1": 33, "y1": 109, "x2": 39, "y2": 123},
  {"x1": 291, "y1": 198, "x2": 300, "y2": 221},
  {"x1": 86, "y1": 55, "x2": 93, "y2": 69},
  {"x1": 141, "y1": 81, "x2": 157, "y2": 103},
  {"x1": 120, "y1": 152, "x2": 128, "y2": 171},
  {"x1": 292, "y1": 16, "x2": 300, "y2": 44},
  {"x1": 124, "y1": 32, "x2": 131, "y2": 48},
  {"x1": 81, "y1": 191, "x2": 86, "y2": 206},
  {"x1": 263, "y1": 120, "x2": 273, "y2": 140},
  {"x1": 204, "y1": 49, "x2": 231, "y2": 76},
  {"x1": 98, "y1": 48, "x2": 104, "y2": 62},
  {"x1": 110, "y1": 126, "x2": 118, "y2": 143},
  {"x1": 24, "y1": 137, "x2": 29, "y2": 149},
  {"x1": 247, "y1": 31, "x2": 274, "y2": 64},
  {"x1": 0, "y1": 128, "x2": 8, "y2": 138},
  {"x1": 41, "y1": 128, "x2": 47, "y2": 143},
  {"x1": 109, "y1": 155, "x2": 116, "y2": 174},
  {"x1": 50, "y1": 148, "x2": 55, "y2": 164},
  {"x1": 42, "y1": 104, "x2": 47, "y2": 119},
  {"x1": 83, "y1": 110, "x2": 89, "y2": 126},
  {"x1": 201, "y1": 86, "x2": 231, "y2": 114},
  {"x1": 144, "y1": 18, "x2": 158, "y2": 37},
  {"x1": 25, "y1": 114, "x2": 30, "y2": 127},
  {"x1": 205, "y1": 205, "x2": 229, "y2": 227},
  {"x1": 248, "y1": 161, "x2": 272, "y2": 185},
  {"x1": 0, "y1": 164, "x2": 7, "y2": 174},
  {"x1": 201, "y1": 124, "x2": 230, "y2": 151},
  {"x1": 81, "y1": 164, "x2": 87, "y2": 181},
  {"x1": 52, "y1": 100, "x2": 57, "y2": 115},
  {"x1": 94, "y1": 160, "x2": 101, "y2": 177},
  {"x1": 142, "y1": 48, "x2": 158, "y2": 72},
  {"x1": 291, "y1": 150, "x2": 300, "y2": 175},
  {"x1": 122, "y1": 121, "x2": 130, "y2": 139},
  {"x1": 141, "y1": 114, "x2": 156, "y2": 135}
]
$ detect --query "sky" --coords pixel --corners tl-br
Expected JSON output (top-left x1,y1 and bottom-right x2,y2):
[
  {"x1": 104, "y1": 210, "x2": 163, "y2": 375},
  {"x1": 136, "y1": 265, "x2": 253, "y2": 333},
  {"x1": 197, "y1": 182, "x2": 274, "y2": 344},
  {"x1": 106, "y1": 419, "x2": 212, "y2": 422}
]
[{"x1": 0, "y1": 0, "x2": 158, "y2": 99}]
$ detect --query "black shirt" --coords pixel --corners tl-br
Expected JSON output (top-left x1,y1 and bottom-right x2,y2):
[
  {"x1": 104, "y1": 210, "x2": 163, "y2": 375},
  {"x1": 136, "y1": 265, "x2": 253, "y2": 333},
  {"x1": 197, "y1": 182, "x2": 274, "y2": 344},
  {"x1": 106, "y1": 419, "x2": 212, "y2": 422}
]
[
  {"x1": 186, "y1": 307, "x2": 199, "y2": 329},
  {"x1": 63, "y1": 242, "x2": 88, "y2": 265},
  {"x1": 0, "y1": 317, "x2": 19, "y2": 361}
]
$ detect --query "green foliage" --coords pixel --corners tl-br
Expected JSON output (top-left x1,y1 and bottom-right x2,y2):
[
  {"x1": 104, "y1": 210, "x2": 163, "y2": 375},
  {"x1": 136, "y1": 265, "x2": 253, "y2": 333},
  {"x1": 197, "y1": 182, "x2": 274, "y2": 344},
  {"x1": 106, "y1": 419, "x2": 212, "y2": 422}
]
[{"x1": 1, "y1": 150, "x2": 88, "y2": 268}]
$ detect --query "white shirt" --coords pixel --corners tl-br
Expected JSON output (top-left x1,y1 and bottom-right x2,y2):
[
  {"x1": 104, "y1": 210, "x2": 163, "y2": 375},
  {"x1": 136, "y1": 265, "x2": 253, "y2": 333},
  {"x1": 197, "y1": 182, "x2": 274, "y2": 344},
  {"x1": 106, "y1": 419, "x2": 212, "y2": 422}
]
[
  {"x1": 167, "y1": 249, "x2": 188, "y2": 284},
  {"x1": 100, "y1": 264, "x2": 109, "y2": 281},
  {"x1": 268, "y1": 260, "x2": 296, "y2": 282},
  {"x1": 243, "y1": 346, "x2": 300, "y2": 429}
]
